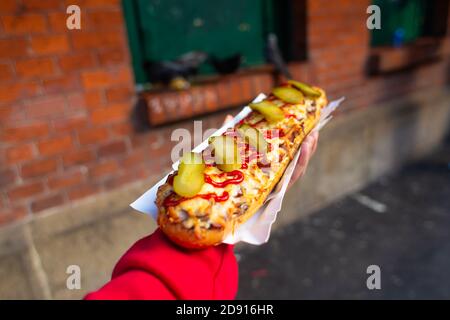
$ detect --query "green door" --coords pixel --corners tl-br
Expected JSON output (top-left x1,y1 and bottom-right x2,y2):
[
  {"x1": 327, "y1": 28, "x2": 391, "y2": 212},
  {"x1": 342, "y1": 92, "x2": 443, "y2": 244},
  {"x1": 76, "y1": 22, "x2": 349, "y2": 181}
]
[{"x1": 123, "y1": 0, "x2": 284, "y2": 85}]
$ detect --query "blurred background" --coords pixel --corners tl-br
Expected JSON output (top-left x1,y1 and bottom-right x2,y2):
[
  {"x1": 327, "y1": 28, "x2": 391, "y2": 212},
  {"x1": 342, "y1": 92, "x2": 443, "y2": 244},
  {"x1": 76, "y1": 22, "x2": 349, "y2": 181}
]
[{"x1": 0, "y1": 0, "x2": 449, "y2": 299}]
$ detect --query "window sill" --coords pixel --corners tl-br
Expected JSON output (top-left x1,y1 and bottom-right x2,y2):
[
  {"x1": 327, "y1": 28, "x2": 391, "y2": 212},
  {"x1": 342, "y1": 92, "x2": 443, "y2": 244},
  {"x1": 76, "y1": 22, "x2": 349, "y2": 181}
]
[
  {"x1": 368, "y1": 37, "x2": 449, "y2": 75},
  {"x1": 140, "y1": 66, "x2": 276, "y2": 126}
]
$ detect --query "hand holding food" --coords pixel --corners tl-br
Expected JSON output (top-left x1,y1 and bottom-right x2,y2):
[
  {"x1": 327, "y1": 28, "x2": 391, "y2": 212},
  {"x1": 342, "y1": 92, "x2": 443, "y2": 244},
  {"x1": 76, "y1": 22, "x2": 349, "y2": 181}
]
[{"x1": 156, "y1": 80, "x2": 327, "y2": 248}]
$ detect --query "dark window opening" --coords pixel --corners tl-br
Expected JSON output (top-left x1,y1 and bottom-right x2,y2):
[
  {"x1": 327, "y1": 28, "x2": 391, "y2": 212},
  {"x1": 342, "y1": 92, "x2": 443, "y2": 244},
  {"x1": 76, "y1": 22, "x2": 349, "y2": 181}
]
[{"x1": 371, "y1": 0, "x2": 448, "y2": 48}]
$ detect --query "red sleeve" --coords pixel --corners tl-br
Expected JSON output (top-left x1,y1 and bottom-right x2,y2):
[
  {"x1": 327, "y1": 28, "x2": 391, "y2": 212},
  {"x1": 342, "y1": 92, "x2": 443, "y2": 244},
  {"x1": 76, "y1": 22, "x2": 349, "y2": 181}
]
[{"x1": 84, "y1": 229, "x2": 238, "y2": 300}]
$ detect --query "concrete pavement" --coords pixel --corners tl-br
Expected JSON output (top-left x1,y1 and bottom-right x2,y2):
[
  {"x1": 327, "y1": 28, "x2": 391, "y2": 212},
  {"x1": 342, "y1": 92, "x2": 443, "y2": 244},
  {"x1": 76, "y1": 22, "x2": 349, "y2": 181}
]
[{"x1": 237, "y1": 136, "x2": 450, "y2": 299}]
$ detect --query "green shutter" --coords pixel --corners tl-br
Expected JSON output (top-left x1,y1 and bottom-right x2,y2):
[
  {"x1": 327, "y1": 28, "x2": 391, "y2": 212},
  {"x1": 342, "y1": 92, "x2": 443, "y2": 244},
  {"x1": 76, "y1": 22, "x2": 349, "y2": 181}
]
[{"x1": 123, "y1": 0, "x2": 288, "y2": 85}]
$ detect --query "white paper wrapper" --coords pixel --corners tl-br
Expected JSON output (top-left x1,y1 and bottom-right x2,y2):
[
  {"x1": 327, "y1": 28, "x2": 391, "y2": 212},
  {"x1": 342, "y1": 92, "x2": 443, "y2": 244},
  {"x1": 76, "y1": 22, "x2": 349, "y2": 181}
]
[{"x1": 130, "y1": 95, "x2": 345, "y2": 245}]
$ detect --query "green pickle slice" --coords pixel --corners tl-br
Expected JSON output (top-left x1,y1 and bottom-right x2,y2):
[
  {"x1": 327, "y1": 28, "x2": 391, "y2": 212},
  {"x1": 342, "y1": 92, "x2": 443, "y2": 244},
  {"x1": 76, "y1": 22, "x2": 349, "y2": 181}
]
[
  {"x1": 288, "y1": 80, "x2": 321, "y2": 98},
  {"x1": 238, "y1": 124, "x2": 268, "y2": 153},
  {"x1": 249, "y1": 100, "x2": 284, "y2": 123},
  {"x1": 173, "y1": 152, "x2": 205, "y2": 198},
  {"x1": 272, "y1": 87, "x2": 304, "y2": 104},
  {"x1": 210, "y1": 136, "x2": 241, "y2": 172}
]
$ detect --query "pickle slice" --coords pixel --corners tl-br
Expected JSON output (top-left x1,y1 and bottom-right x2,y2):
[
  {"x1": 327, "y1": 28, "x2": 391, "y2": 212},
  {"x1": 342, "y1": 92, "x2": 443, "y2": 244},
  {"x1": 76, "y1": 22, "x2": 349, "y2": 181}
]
[
  {"x1": 272, "y1": 87, "x2": 304, "y2": 104},
  {"x1": 249, "y1": 100, "x2": 284, "y2": 123},
  {"x1": 238, "y1": 124, "x2": 268, "y2": 153},
  {"x1": 288, "y1": 80, "x2": 321, "y2": 98},
  {"x1": 173, "y1": 152, "x2": 205, "y2": 198},
  {"x1": 210, "y1": 136, "x2": 241, "y2": 172}
]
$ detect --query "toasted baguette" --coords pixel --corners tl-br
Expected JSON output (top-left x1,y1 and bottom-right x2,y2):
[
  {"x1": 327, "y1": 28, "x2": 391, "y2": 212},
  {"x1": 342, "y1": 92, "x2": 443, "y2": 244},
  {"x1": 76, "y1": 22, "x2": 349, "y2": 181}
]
[{"x1": 156, "y1": 86, "x2": 327, "y2": 248}]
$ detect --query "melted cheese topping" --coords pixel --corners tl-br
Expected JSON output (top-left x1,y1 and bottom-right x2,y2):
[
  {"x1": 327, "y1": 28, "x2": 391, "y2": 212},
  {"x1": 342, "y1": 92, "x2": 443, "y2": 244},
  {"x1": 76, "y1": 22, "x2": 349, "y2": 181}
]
[{"x1": 159, "y1": 92, "x2": 326, "y2": 232}]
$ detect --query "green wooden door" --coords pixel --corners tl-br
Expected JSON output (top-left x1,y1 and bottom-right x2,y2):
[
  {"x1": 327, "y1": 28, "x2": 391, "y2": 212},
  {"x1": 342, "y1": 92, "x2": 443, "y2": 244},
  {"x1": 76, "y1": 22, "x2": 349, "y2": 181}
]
[{"x1": 123, "y1": 0, "x2": 282, "y2": 85}]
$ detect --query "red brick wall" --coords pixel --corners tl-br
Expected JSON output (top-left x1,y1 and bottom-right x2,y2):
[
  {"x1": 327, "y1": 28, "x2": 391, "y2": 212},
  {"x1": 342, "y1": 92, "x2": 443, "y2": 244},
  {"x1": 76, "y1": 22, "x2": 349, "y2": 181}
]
[{"x1": 0, "y1": 0, "x2": 449, "y2": 225}]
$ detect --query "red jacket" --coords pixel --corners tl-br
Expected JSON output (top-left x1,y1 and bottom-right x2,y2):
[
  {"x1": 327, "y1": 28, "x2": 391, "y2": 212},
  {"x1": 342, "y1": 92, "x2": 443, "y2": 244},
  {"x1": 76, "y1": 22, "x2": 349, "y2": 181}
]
[{"x1": 85, "y1": 229, "x2": 238, "y2": 300}]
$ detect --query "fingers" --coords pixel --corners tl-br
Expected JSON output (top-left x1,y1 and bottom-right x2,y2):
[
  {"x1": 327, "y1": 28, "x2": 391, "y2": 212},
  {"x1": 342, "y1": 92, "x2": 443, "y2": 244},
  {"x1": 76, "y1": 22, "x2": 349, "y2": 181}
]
[
  {"x1": 287, "y1": 132, "x2": 317, "y2": 189},
  {"x1": 311, "y1": 131, "x2": 319, "y2": 155}
]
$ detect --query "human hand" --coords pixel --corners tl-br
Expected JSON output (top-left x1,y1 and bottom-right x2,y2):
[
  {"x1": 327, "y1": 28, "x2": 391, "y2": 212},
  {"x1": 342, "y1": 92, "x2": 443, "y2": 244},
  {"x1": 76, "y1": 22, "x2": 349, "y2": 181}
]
[{"x1": 288, "y1": 130, "x2": 319, "y2": 189}]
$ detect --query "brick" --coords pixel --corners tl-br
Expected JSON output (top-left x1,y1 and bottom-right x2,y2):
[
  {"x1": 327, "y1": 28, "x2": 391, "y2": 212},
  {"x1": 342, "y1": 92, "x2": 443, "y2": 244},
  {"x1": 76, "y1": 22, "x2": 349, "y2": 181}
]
[
  {"x1": 66, "y1": 92, "x2": 87, "y2": 111},
  {"x1": 0, "y1": 104, "x2": 14, "y2": 122},
  {"x1": 31, "y1": 194, "x2": 65, "y2": 213},
  {"x1": 2, "y1": 14, "x2": 47, "y2": 35},
  {"x1": 121, "y1": 149, "x2": 146, "y2": 168},
  {"x1": 89, "y1": 160, "x2": 119, "y2": 178},
  {"x1": 78, "y1": 127, "x2": 109, "y2": 145},
  {"x1": 84, "y1": 90, "x2": 105, "y2": 109},
  {"x1": 0, "y1": 38, "x2": 28, "y2": 59},
  {"x1": 1, "y1": 123, "x2": 49, "y2": 142},
  {"x1": 189, "y1": 87, "x2": 204, "y2": 115},
  {"x1": 229, "y1": 78, "x2": 243, "y2": 106},
  {"x1": 159, "y1": 92, "x2": 180, "y2": 121},
  {"x1": 97, "y1": 140, "x2": 127, "y2": 158},
  {"x1": 15, "y1": 58, "x2": 55, "y2": 78},
  {"x1": 0, "y1": 63, "x2": 14, "y2": 82},
  {"x1": 52, "y1": 115, "x2": 88, "y2": 133},
  {"x1": 240, "y1": 75, "x2": 254, "y2": 101},
  {"x1": 0, "y1": 82, "x2": 39, "y2": 104},
  {"x1": 6, "y1": 144, "x2": 35, "y2": 164},
  {"x1": 105, "y1": 86, "x2": 133, "y2": 103},
  {"x1": 81, "y1": 67, "x2": 132, "y2": 89},
  {"x1": 8, "y1": 181, "x2": 44, "y2": 201},
  {"x1": 24, "y1": 95, "x2": 66, "y2": 119},
  {"x1": 87, "y1": 10, "x2": 124, "y2": 29},
  {"x1": 48, "y1": 170, "x2": 84, "y2": 189},
  {"x1": 67, "y1": 183, "x2": 100, "y2": 201},
  {"x1": 21, "y1": 158, "x2": 58, "y2": 178},
  {"x1": 71, "y1": 31, "x2": 123, "y2": 50},
  {"x1": 0, "y1": 0, "x2": 19, "y2": 13},
  {"x1": 97, "y1": 48, "x2": 126, "y2": 66},
  {"x1": 58, "y1": 53, "x2": 97, "y2": 72},
  {"x1": 43, "y1": 74, "x2": 80, "y2": 94},
  {"x1": 0, "y1": 168, "x2": 16, "y2": 188},
  {"x1": 0, "y1": 207, "x2": 27, "y2": 225},
  {"x1": 110, "y1": 122, "x2": 133, "y2": 137},
  {"x1": 216, "y1": 81, "x2": 231, "y2": 109},
  {"x1": 38, "y1": 135, "x2": 73, "y2": 156},
  {"x1": 63, "y1": 149, "x2": 95, "y2": 166},
  {"x1": 23, "y1": 0, "x2": 63, "y2": 10},
  {"x1": 30, "y1": 34, "x2": 69, "y2": 55},
  {"x1": 145, "y1": 94, "x2": 165, "y2": 125},
  {"x1": 203, "y1": 85, "x2": 219, "y2": 112},
  {"x1": 48, "y1": 12, "x2": 68, "y2": 32},
  {"x1": 177, "y1": 90, "x2": 194, "y2": 118},
  {"x1": 90, "y1": 103, "x2": 130, "y2": 124}
]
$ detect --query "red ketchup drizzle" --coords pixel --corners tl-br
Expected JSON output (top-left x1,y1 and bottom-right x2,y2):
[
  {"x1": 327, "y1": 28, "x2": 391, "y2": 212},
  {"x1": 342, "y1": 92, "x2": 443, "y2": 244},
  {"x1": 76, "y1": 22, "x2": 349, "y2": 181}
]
[
  {"x1": 265, "y1": 129, "x2": 286, "y2": 139},
  {"x1": 223, "y1": 130, "x2": 238, "y2": 137},
  {"x1": 204, "y1": 170, "x2": 244, "y2": 188},
  {"x1": 163, "y1": 191, "x2": 229, "y2": 207},
  {"x1": 286, "y1": 114, "x2": 297, "y2": 119}
]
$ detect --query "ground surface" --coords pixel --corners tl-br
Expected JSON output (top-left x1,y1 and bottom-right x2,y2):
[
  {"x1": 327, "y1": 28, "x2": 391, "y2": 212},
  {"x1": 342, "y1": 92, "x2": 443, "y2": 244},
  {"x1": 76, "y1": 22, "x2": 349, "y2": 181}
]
[{"x1": 237, "y1": 137, "x2": 450, "y2": 299}]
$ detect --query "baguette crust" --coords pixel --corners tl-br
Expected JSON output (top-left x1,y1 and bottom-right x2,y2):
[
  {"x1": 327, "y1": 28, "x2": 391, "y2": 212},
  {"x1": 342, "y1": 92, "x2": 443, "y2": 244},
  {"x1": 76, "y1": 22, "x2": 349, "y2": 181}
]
[{"x1": 156, "y1": 86, "x2": 327, "y2": 248}]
